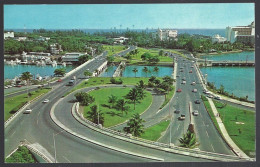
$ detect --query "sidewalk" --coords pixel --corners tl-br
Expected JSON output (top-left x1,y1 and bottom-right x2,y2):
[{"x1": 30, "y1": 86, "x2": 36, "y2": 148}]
[{"x1": 207, "y1": 97, "x2": 250, "y2": 159}]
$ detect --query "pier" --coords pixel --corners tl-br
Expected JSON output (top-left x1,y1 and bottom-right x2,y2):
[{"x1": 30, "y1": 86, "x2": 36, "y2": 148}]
[{"x1": 197, "y1": 60, "x2": 255, "y2": 67}]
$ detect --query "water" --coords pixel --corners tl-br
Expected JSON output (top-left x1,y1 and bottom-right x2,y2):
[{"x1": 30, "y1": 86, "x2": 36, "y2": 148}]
[
  {"x1": 4, "y1": 64, "x2": 75, "y2": 80},
  {"x1": 123, "y1": 65, "x2": 173, "y2": 78},
  {"x1": 201, "y1": 51, "x2": 255, "y2": 61},
  {"x1": 6, "y1": 29, "x2": 225, "y2": 37},
  {"x1": 99, "y1": 66, "x2": 117, "y2": 77}
]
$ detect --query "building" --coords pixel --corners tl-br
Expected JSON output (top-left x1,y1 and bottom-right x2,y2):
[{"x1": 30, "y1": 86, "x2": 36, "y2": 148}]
[
  {"x1": 157, "y1": 29, "x2": 178, "y2": 41},
  {"x1": 50, "y1": 43, "x2": 63, "y2": 54},
  {"x1": 14, "y1": 37, "x2": 27, "y2": 41},
  {"x1": 211, "y1": 34, "x2": 226, "y2": 43},
  {"x1": 225, "y1": 21, "x2": 255, "y2": 44},
  {"x1": 4, "y1": 32, "x2": 14, "y2": 39},
  {"x1": 62, "y1": 53, "x2": 84, "y2": 62},
  {"x1": 113, "y1": 37, "x2": 129, "y2": 44},
  {"x1": 38, "y1": 36, "x2": 51, "y2": 41},
  {"x1": 27, "y1": 52, "x2": 51, "y2": 57}
]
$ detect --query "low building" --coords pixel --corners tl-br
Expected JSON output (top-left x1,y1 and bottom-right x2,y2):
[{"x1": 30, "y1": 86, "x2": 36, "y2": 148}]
[
  {"x1": 27, "y1": 52, "x2": 51, "y2": 57},
  {"x1": 157, "y1": 29, "x2": 178, "y2": 41},
  {"x1": 50, "y1": 43, "x2": 63, "y2": 54},
  {"x1": 113, "y1": 37, "x2": 129, "y2": 44},
  {"x1": 212, "y1": 34, "x2": 226, "y2": 43},
  {"x1": 62, "y1": 52, "x2": 84, "y2": 62},
  {"x1": 226, "y1": 21, "x2": 255, "y2": 44},
  {"x1": 4, "y1": 32, "x2": 14, "y2": 39},
  {"x1": 38, "y1": 36, "x2": 51, "y2": 41},
  {"x1": 14, "y1": 37, "x2": 27, "y2": 41}
]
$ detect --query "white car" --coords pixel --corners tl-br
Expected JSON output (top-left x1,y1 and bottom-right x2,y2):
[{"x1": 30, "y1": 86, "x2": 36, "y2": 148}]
[
  {"x1": 43, "y1": 99, "x2": 50, "y2": 103},
  {"x1": 207, "y1": 94, "x2": 214, "y2": 98},
  {"x1": 215, "y1": 96, "x2": 222, "y2": 100},
  {"x1": 193, "y1": 110, "x2": 199, "y2": 116},
  {"x1": 24, "y1": 108, "x2": 32, "y2": 114},
  {"x1": 191, "y1": 82, "x2": 196, "y2": 85},
  {"x1": 8, "y1": 85, "x2": 12, "y2": 88},
  {"x1": 4, "y1": 86, "x2": 9, "y2": 89},
  {"x1": 193, "y1": 89, "x2": 198, "y2": 93}
]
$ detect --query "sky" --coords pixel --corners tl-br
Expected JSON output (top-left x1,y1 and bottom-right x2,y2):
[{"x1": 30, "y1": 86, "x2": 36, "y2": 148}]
[{"x1": 4, "y1": 3, "x2": 255, "y2": 29}]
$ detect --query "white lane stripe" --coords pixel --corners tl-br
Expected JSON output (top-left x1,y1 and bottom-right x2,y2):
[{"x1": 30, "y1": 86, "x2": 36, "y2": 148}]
[
  {"x1": 211, "y1": 144, "x2": 215, "y2": 152},
  {"x1": 10, "y1": 130, "x2": 16, "y2": 137},
  {"x1": 176, "y1": 124, "x2": 180, "y2": 131},
  {"x1": 63, "y1": 156, "x2": 71, "y2": 162},
  {"x1": 205, "y1": 130, "x2": 209, "y2": 137}
]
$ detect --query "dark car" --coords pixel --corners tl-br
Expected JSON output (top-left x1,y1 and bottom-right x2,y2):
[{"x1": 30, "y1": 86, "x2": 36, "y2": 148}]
[
  {"x1": 174, "y1": 110, "x2": 180, "y2": 114},
  {"x1": 195, "y1": 100, "x2": 201, "y2": 104},
  {"x1": 178, "y1": 114, "x2": 185, "y2": 120}
]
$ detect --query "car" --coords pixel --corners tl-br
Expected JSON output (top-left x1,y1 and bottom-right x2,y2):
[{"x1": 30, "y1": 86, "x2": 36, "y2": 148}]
[
  {"x1": 192, "y1": 89, "x2": 198, "y2": 93},
  {"x1": 178, "y1": 114, "x2": 186, "y2": 120},
  {"x1": 193, "y1": 110, "x2": 199, "y2": 116},
  {"x1": 191, "y1": 66, "x2": 194, "y2": 68},
  {"x1": 191, "y1": 82, "x2": 196, "y2": 85},
  {"x1": 17, "y1": 85, "x2": 22, "y2": 87},
  {"x1": 215, "y1": 96, "x2": 222, "y2": 100},
  {"x1": 195, "y1": 100, "x2": 201, "y2": 104},
  {"x1": 176, "y1": 75, "x2": 180, "y2": 77},
  {"x1": 180, "y1": 67, "x2": 184, "y2": 69},
  {"x1": 43, "y1": 99, "x2": 49, "y2": 103},
  {"x1": 182, "y1": 78, "x2": 186, "y2": 81},
  {"x1": 182, "y1": 81, "x2": 186, "y2": 84},
  {"x1": 189, "y1": 70, "x2": 192, "y2": 73},
  {"x1": 4, "y1": 86, "x2": 9, "y2": 89},
  {"x1": 24, "y1": 108, "x2": 32, "y2": 114},
  {"x1": 57, "y1": 79, "x2": 62, "y2": 82},
  {"x1": 207, "y1": 94, "x2": 214, "y2": 98},
  {"x1": 8, "y1": 85, "x2": 12, "y2": 88},
  {"x1": 174, "y1": 110, "x2": 180, "y2": 114},
  {"x1": 177, "y1": 89, "x2": 182, "y2": 92},
  {"x1": 203, "y1": 90, "x2": 210, "y2": 94},
  {"x1": 180, "y1": 70, "x2": 183, "y2": 72}
]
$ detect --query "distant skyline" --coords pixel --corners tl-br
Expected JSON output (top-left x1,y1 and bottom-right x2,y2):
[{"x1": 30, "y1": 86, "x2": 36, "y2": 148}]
[{"x1": 4, "y1": 3, "x2": 254, "y2": 29}]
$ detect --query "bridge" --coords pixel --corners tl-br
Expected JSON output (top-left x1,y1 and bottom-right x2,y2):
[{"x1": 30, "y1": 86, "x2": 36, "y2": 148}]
[{"x1": 197, "y1": 59, "x2": 255, "y2": 67}]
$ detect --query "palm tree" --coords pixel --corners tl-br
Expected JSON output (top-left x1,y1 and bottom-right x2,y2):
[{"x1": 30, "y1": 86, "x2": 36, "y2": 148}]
[
  {"x1": 116, "y1": 99, "x2": 129, "y2": 116},
  {"x1": 123, "y1": 113, "x2": 145, "y2": 137},
  {"x1": 125, "y1": 88, "x2": 140, "y2": 110},
  {"x1": 178, "y1": 130, "x2": 197, "y2": 149},
  {"x1": 142, "y1": 66, "x2": 149, "y2": 77},
  {"x1": 87, "y1": 105, "x2": 104, "y2": 125},
  {"x1": 132, "y1": 68, "x2": 138, "y2": 78},
  {"x1": 108, "y1": 95, "x2": 117, "y2": 108},
  {"x1": 20, "y1": 71, "x2": 33, "y2": 98},
  {"x1": 153, "y1": 66, "x2": 159, "y2": 76}
]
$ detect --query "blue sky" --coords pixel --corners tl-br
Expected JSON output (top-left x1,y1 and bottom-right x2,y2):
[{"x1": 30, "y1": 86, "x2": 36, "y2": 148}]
[{"x1": 4, "y1": 3, "x2": 254, "y2": 29}]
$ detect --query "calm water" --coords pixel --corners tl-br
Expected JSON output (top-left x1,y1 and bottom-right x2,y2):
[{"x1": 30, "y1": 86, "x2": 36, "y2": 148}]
[
  {"x1": 100, "y1": 65, "x2": 173, "y2": 77},
  {"x1": 99, "y1": 66, "x2": 117, "y2": 77},
  {"x1": 201, "y1": 51, "x2": 255, "y2": 61},
  {"x1": 4, "y1": 64, "x2": 75, "y2": 80}
]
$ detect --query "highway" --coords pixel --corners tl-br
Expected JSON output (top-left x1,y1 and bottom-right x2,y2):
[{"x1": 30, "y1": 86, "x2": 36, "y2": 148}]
[{"x1": 5, "y1": 47, "x2": 242, "y2": 162}]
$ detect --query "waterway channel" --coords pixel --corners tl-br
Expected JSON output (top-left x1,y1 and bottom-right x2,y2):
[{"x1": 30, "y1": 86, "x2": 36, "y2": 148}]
[{"x1": 200, "y1": 51, "x2": 255, "y2": 101}]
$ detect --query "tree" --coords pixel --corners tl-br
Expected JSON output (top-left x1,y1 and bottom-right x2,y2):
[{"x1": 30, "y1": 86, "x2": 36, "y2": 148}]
[
  {"x1": 115, "y1": 99, "x2": 129, "y2": 115},
  {"x1": 87, "y1": 105, "x2": 104, "y2": 125},
  {"x1": 159, "y1": 50, "x2": 164, "y2": 56},
  {"x1": 136, "y1": 80, "x2": 145, "y2": 90},
  {"x1": 74, "y1": 92, "x2": 95, "y2": 106},
  {"x1": 84, "y1": 70, "x2": 92, "y2": 77},
  {"x1": 147, "y1": 56, "x2": 160, "y2": 64},
  {"x1": 54, "y1": 68, "x2": 66, "y2": 76},
  {"x1": 179, "y1": 130, "x2": 198, "y2": 149},
  {"x1": 159, "y1": 81, "x2": 173, "y2": 100},
  {"x1": 108, "y1": 94, "x2": 117, "y2": 108},
  {"x1": 125, "y1": 87, "x2": 145, "y2": 110},
  {"x1": 123, "y1": 113, "x2": 145, "y2": 137},
  {"x1": 162, "y1": 76, "x2": 174, "y2": 85},
  {"x1": 153, "y1": 66, "x2": 159, "y2": 75},
  {"x1": 78, "y1": 54, "x2": 91, "y2": 64},
  {"x1": 107, "y1": 56, "x2": 115, "y2": 63},
  {"x1": 141, "y1": 52, "x2": 151, "y2": 61},
  {"x1": 20, "y1": 72, "x2": 33, "y2": 98},
  {"x1": 142, "y1": 66, "x2": 149, "y2": 77},
  {"x1": 219, "y1": 84, "x2": 225, "y2": 94},
  {"x1": 132, "y1": 68, "x2": 138, "y2": 78}
]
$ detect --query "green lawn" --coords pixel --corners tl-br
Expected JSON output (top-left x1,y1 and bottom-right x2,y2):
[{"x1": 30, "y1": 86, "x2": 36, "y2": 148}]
[
  {"x1": 140, "y1": 120, "x2": 170, "y2": 141},
  {"x1": 114, "y1": 47, "x2": 173, "y2": 63},
  {"x1": 5, "y1": 146, "x2": 37, "y2": 163},
  {"x1": 103, "y1": 45, "x2": 126, "y2": 56},
  {"x1": 65, "y1": 77, "x2": 159, "y2": 96},
  {"x1": 83, "y1": 87, "x2": 152, "y2": 127},
  {"x1": 4, "y1": 88, "x2": 51, "y2": 121},
  {"x1": 163, "y1": 49, "x2": 187, "y2": 58},
  {"x1": 213, "y1": 100, "x2": 255, "y2": 157}
]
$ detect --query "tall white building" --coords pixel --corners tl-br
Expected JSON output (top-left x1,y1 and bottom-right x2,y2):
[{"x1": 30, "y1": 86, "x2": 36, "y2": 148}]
[
  {"x1": 212, "y1": 34, "x2": 226, "y2": 43},
  {"x1": 4, "y1": 32, "x2": 14, "y2": 39},
  {"x1": 157, "y1": 29, "x2": 178, "y2": 41},
  {"x1": 225, "y1": 22, "x2": 255, "y2": 44}
]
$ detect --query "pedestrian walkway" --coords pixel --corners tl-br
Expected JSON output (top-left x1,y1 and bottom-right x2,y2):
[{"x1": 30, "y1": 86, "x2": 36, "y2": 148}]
[{"x1": 207, "y1": 97, "x2": 250, "y2": 159}]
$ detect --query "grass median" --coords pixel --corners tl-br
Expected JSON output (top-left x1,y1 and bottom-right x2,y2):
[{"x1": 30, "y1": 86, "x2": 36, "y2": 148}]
[
  {"x1": 103, "y1": 45, "x2": 126, "y2": 56},
  {"x1": 140, "y1": 120, "x2": 170, "y2": 141},
  {"x1": 4, "y1": 88, "x2": 51, "y2": 121},
  {"x1": 213, "y1": 100, "x2": 255, "y2": 157},
  {"x1": 83, "y1": 87, "x2": 152, "y2": 127}
]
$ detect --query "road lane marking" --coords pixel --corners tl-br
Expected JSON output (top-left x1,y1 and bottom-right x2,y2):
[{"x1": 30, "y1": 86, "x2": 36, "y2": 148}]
[
  {"x1": 205, "y1": 130, "x2": 209, "y2": 138},
  {"x1": 63, "y1": 156, "x2": 71, "y2": 162},
  {"x1": 10, "y1": 130, "x2": 16, "y2": 137},
  {"x1": 211, "y1": 144, "x2": 215, "y2": 152},
  {"x1": 176, "y1": 124, "x2": 180, "y2": 131}
]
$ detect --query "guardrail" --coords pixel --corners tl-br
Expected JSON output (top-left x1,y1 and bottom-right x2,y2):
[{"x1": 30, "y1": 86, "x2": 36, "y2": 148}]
[
  {"x1": 73, "y1": 102, "x2": 251, "y2": 162},
  {"x1": 25, "y1": 144, "x2": 53, "y2": 163}
]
